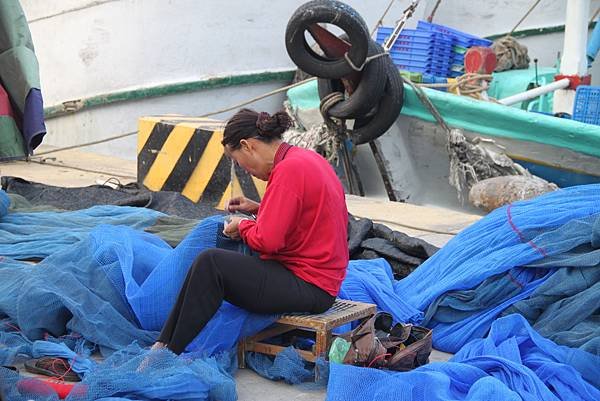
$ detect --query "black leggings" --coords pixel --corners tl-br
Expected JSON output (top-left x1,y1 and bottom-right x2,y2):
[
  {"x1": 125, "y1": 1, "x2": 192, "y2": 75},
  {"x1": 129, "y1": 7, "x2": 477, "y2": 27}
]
[{"x1": 158, "y1": 248, "x2": 336, "y2": 354}]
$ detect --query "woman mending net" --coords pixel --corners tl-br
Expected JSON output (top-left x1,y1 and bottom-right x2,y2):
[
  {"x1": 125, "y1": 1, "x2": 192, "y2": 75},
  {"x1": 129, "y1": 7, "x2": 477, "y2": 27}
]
[{"x1": 153, "y1": 108, "x2": 349, "y2": 354}]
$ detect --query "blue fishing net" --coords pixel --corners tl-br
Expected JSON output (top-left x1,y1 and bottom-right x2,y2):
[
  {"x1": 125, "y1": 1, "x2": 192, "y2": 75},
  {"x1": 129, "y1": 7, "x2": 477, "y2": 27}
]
[
  {"x1": 1, "y1": 184, "x2": 599, "y2": 400},
  {"x1": 0, "y1": 215, "x2": 275, "y2": 355},
  {"x1": 396, "y1": 185, "x2": 600, "y2": 311},
  {"x1": 0, "y1": 190, "x2": 9, "y2": 218},
  {"x1": 246, "y1": 346, "x2": 315, "y2": 385},
  {"x1": 0, "y1": 203, "x2": 164, "y2": 260},
  {"x1": 326, "y1": 314, "x2": 600, "y2": 401},
  {"x1": 91, "y1": 215, "x2": 275, "y2": 354},
  {"x1": 0, "y1": 321, "x2": 31, "y2": 365},
  {"x1": 0, "y1": 214, "x2": 275, "y2": 400},
  {"x1": 393, "y1": 185, "x2": 600, "y2": 352},
  {"x1": 0, "y1": 345, "x2": 238, "y2": 401},
  {"x1": 339, "y1": 258, "x2": 423, "y2": 324},
  {"x1": 246, "y1": 346, "x2": 330, "y2": 388}
]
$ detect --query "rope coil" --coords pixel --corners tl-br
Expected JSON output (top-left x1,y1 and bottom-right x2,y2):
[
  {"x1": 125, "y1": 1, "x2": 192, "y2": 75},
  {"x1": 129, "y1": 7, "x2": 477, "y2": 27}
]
[
  {"x1": 492, "y1": 36, "x2": 530, "y2": 72},
  {"x1": 418, "y1": 73, "x2": 494, "y2": 100}
]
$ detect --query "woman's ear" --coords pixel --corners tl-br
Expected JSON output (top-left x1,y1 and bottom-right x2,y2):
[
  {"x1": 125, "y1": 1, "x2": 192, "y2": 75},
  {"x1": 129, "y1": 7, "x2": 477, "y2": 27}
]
[{"x1": 239, "y1": 138, "x2": 252, "y2": 153}]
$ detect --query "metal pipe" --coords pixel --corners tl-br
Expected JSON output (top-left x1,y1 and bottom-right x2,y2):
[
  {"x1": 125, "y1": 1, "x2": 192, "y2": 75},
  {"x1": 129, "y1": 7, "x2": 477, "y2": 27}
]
[{"x1": 499, "y1": 78, "x2": 570, "y2": 106}]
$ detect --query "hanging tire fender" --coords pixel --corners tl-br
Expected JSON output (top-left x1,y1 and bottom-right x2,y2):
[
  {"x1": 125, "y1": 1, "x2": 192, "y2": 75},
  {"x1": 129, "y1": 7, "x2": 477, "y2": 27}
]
[
  {"x1": 351, "y1": 61, "x2": 404, "y2": 145},
  {"x1": 317, "y1": 40, "x2": 388, "y2": 119},
  {"x1": 285, "y1": 0, "x2": 370, "y2": 79}
]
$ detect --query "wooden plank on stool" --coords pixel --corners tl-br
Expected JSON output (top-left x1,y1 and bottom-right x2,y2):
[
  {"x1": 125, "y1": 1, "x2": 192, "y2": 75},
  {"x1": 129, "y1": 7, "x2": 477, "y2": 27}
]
[{"x1": 245, "y1": 323, "x2": 296, "y2": 343}]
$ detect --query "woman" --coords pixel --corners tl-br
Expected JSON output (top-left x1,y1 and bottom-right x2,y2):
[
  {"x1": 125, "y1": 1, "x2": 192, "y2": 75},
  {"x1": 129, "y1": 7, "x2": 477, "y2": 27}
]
[{"x1": 153, "y1": 108, "x2": 349, "y2": 354}]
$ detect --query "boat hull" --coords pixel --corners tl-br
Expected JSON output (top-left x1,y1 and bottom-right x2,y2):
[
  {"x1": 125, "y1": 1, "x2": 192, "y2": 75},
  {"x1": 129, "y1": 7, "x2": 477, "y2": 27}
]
[{"x1": 359, "y1": 115, "x2": 600, "y2": 211}]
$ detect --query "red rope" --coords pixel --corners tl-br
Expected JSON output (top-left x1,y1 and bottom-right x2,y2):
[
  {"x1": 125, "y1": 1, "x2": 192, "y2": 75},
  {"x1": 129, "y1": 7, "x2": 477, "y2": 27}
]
[
  {"x1": 367, "y1": 353, "x2": 391, "y2": 368},
  {"x1": 45, "y1": 358, "x2": 75, "y2": 382},
  {"x1": 506, "y1": 271, "x2": 524, "y2": 288},
  {"x1": 4, "y1": 322, "x2": 21, "y2": 332},
  {"x1": 506, "y1": 204, "x2": 547, "y2": 257}
]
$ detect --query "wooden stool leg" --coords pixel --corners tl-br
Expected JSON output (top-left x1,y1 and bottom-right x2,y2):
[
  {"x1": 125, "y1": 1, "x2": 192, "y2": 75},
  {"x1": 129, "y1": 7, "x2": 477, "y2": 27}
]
[
  {"x1": 314, "y1": 329, "x2": 332, "y2": 381},
  {"x1": 238, "y1": 341, "x2": 246, "y2": 369}
]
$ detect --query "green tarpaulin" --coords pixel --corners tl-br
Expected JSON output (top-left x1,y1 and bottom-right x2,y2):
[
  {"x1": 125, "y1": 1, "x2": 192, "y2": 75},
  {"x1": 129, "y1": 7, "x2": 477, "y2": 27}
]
[{"x1": 0, "y1": 0, "x2": 45, "y2": 159}]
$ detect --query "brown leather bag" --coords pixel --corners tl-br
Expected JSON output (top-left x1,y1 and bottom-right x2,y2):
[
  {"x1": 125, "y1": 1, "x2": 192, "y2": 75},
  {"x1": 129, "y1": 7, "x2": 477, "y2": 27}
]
[
  {"x1": 386, "y1": 325, "x2": 432, "y2": 371},
  {"x1": 340, "y1": 312, "x2": 432, "y2": 371}
]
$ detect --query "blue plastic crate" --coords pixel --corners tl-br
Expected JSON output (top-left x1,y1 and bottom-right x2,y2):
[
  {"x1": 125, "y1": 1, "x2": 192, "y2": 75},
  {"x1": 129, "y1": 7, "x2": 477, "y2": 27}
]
[
  {"x1": 573, "y1": 86, "x2": 600, "y2": 125},
  {"x1": 379, "y1": 26, "x2": 448, "y2": 40},
  {"x1": 390, "y1": 57, "x2": 448, "y2": 69},
  {"x1": 390, "y1": 53, "x2": 450, "y2": 65},
  {"x1": 389, "y1": 50, "x2": 453, "y2": 65},
  {"x1": 392, "y1": 62, "x2": 449, "y2": 75},
  {"x1": 391, "y1": 43, "x2": 453, "y2": 58},
  {"x1": 452, "y1": 53, "x2": 465, "y2": 62},
  {"x1": 391, "y1": 59, "x2": 445, "y2": 70},
  {"x1": 375, "y1": 37, "x2": 453, "y2": 51},
  {"x1": 377, "y1": 27, "x2": 454, "y2": 48},
  {"x1": 378, "y1": 39, "x2": 454, "y2": 57},
  {"x1": 417, "y1": 20, "x2": 492, "y2": 48}
]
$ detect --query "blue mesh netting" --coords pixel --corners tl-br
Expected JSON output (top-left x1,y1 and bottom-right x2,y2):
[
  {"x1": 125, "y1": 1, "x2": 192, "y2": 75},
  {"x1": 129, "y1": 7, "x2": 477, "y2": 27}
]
[
  {"x1": 0, "y1": 190, "x2": 9, "y2": 218},
  {"x1": 0, "y1": 201, "x2": 163, "y2": 260},
  {"x1": 246, "y1": 346, "x2": 315, "y2": 385},
  {"x1": 391, "y1": 185, "x2": 600, "y2": 352},
  {"x1": 327, "y1": 314, "x2": 600, "y2": 401},
  {"x1": 1, "y1": 184, "x2": 599, "y2": 400},
  {"x1": 0, "y1": 215, "x2": 277, "y2": 400},
  {"x1": 0, "y1": 215, "x2": 274, "y2": 355},
  {"x1": 502, "y1": 266, "x2": 600, "y2": 354},
  {"x1": 0, "y1": 345, "x2": 238, "y2": 401},
  {"x1": 395, "y1": 185, "x2": 600, "y2": 312},
  {"x1": 245, "y1": 346, "x2": 330, "y2": 388}
]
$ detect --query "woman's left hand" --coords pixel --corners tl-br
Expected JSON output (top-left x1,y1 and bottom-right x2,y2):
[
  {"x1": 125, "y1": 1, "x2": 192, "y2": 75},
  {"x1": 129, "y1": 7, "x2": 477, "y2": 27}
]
[{"x1": 223, "y1": 216, "x2": 244, "y2": 240}]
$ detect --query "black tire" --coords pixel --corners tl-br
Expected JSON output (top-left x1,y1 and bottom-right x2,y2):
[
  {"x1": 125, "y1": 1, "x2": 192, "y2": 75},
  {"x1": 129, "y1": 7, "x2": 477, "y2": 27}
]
[
  {"x1": 351, "y1": 60, "x2": 404, "y2": 145},
  {"x1": 318, "y1": 76, "x2": 344, "y2": 100},
  {"x1": 285, "y1": 0, "x2": 370, "y2": 79},
  {"x1": 317, "y1": 33, "x2": 349, "y2": 99},
  {"x1": 317, "y1": 40, "x2": 387, "y2": 119}
]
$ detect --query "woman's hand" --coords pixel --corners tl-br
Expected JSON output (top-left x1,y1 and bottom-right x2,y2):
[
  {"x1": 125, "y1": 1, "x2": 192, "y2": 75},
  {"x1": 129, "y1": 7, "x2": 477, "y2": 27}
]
[
  {"x1": 223, "y1": 216, "x2": 245, "y2": 240},
  {"x1": 225, "y1": 196, "x2": 260, "y2": 215}
]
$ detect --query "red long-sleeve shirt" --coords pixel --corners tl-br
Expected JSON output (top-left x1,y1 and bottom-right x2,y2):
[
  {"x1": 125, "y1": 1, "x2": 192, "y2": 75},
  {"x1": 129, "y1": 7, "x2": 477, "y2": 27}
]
[{"x1": 238, "y1": 143, "x2": 349, "y2": 296}]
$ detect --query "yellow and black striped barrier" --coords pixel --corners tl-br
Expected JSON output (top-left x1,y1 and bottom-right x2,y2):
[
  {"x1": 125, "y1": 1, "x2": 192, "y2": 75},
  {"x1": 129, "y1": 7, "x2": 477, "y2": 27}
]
[{"x1": 137, "y1": 116, "x2": 266, "y2": 208}]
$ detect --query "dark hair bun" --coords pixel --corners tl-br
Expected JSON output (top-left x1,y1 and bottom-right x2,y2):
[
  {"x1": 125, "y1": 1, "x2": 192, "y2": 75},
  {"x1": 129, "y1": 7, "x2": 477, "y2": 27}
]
[{"x1": 256, "y1": 111, "x2": 292, "y2": 137}]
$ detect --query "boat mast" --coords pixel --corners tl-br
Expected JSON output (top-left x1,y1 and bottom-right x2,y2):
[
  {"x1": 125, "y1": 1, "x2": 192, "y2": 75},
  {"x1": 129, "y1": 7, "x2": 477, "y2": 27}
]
[{"x1": 553, "y1": 0, "x2": 590, "y2": 114}]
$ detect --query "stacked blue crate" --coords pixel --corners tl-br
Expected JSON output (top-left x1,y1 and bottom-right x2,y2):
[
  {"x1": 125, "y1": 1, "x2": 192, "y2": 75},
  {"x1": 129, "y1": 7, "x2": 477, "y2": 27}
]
[
  {"x1": 416, "y1": 21, "x2": 492, "y2": 48},
  {"x1": 376, "y1": 27, "x2": 453, "y2": 76},
  {"x1": 416, "y1": 21, "x2": 492, "y2": 78},
  {"x1": 573, "y1": 86, "x2": 600, "y2": 125}
]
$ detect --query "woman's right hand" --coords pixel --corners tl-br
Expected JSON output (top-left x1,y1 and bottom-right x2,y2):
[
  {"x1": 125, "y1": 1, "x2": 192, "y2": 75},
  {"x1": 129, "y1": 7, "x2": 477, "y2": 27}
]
[{"x1": 225, "y1": 196, "x2": 260, "y2": 215}]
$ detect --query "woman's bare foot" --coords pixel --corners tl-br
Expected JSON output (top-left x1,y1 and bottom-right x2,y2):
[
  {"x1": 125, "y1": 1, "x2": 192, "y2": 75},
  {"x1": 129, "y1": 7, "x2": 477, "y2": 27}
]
[
  {"x1": 150, "y1": 341, "x2": 166, "y2": 351},
  {"x1": 138, "y1": 342, "x2": 167, "y2": 371}
]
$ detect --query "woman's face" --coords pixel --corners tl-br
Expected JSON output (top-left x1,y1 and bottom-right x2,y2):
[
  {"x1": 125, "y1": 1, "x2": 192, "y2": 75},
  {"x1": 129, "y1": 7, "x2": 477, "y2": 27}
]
[{"x1": 225, "y1": 139, "x2": 269, "y2": 181}]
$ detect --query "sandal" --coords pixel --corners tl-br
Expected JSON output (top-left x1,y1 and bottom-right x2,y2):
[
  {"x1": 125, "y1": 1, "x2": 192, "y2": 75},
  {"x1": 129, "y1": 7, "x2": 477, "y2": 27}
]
[{"x1": 24, "y1": 357, "x2": 81, "y2": 382}]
